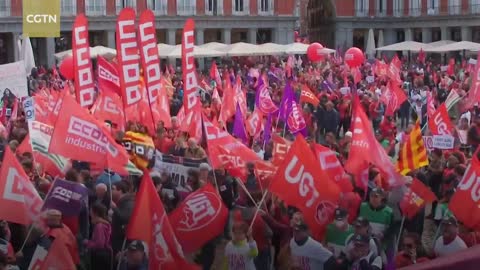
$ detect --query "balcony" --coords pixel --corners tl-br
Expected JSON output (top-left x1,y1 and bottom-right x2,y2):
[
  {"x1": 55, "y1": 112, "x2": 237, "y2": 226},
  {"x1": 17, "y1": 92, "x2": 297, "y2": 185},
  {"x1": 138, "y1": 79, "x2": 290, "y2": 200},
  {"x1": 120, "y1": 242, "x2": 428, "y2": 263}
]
[
  {"x1": 85, "y1": 0, "x2": 106, "y2": 16},
  {"x1": 349, "y1": 4, "x2": 480, "y2": 18}
]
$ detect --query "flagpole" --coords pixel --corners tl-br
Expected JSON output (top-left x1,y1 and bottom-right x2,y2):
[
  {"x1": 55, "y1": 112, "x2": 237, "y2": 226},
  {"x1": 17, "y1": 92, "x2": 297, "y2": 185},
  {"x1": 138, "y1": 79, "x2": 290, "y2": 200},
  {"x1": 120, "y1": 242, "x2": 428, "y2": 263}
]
[
  {"x1": 395, "y1": 216, "x2": 406, "y2": 251},
  {"x1": 18, "y1": 225, "x2": 35, "y2": 253},
  {"x1": 248, "y1": 190, "x2": 269, "y2": 232},
  {"x1": 235, "y1": 178, "x2": 259, "y2": 209},
  {"x1": 116, "y1": 238, "x2": 127, "y2": 270}
]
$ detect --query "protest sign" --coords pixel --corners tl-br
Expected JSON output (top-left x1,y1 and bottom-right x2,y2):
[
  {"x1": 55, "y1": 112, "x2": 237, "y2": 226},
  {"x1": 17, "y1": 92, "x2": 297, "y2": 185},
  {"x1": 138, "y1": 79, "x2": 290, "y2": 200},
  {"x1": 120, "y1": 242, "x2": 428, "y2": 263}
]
[
  {"x1": 154, "y1": 151, "x2": 205, "y2": 194},
  {"x1": 0, "y1": 61, "x2": 28, "y2": 98},
  {"x1": 23, "y1": 97, "x2": 35, "y2": 122},
  {"x1": 469, "y1": 58, "x2": 477, "y2": 65},
  {"x1": 432, "y1": 135, "x2": 454, "y2": 150},
  {"x1": 366, "y1": 76, "x2": 375, "y2": 83},
  {"x1": 42, "y1": 178, "x2": 88, "y2": 217}
]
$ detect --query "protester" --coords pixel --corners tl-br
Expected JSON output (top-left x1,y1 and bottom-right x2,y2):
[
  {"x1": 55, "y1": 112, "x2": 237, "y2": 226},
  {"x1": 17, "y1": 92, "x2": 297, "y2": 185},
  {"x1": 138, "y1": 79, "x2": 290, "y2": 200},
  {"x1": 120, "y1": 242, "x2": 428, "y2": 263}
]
[
  {"x1": 223, "y1": 222, "x2": 258, "y2": 270},
  {"x1": 434, "y1": 216, "x2": 468, "y2": 257},
  {"x1": 395, "y1": 232, "x2": 430, "y2": 267},
  {"x1": 84, "y1": 202, "x2": 112, "y2": 269},
  {"x1": 119, "y1": 240, "x2": 148, "y2": 270}
]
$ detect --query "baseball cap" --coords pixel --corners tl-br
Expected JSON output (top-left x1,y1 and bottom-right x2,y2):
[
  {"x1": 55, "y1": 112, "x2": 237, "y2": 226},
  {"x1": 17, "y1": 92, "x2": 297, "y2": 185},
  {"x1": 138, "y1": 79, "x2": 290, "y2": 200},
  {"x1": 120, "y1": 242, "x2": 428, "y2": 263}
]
[
  {"x1": 199, "y1": 163, "x2": 211, "y2": 171},
  {"x1": 370, "y1": 187, "x2": 385, "y2": 197},
  {"x1": 354, "y1": 217, "x2": 370, "y2": 227},
  {"x1": 353, "y1": 234, "x2": 370, "y2": 245},
  {"x1": 334, "y1": 208, "x2": 348, "y2": 220},
  {"x1": 442, "y1": 216, "x2": 458, "y2": 226},
  {"x1": 128, "y1": 240, "x2": 145, "y2": 252}
]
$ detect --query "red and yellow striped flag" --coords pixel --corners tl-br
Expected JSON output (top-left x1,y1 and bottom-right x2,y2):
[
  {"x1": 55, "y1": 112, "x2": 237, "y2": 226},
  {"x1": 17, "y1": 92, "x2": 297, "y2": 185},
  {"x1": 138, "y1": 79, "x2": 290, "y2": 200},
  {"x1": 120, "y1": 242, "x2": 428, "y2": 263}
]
[{"x1": 396, "y1": 121, "x2": 429, "y2": 175}]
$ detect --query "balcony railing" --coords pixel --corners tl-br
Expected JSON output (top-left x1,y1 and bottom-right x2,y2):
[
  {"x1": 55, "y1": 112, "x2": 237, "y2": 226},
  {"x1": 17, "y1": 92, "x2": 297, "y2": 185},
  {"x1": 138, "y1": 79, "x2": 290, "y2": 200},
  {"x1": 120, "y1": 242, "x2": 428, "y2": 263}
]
[{"x1": 349, "y1": 4, "x2": 480, "y2": 17}]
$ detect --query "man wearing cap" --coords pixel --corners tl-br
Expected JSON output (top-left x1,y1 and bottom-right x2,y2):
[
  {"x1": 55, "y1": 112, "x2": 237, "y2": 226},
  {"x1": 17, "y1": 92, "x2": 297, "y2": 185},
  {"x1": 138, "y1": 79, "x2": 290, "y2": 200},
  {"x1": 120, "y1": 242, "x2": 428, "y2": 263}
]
[
  {"x1": 433, "y1": 216, "x2": 467, "y2": 257},
  {"x1": 359, "y1": 187, "x2": 393, "y2": 245},
  {"x1": 43, "y1": 209, "x2": 80, "y2": 266},
  {"x1": 345, "y1": 217, "x2": 379, "y2": 259},
  {"x1": 290, "y1": 222, "x2": 337, "y2": 270},
  {"x1": 119, "y1": 240, "x2": 148, "y2": 270},
  {"x1": 324, "y1": 208, "x2": 354, "y2": 257},
  {"x1": 348, "y1": 234, "x2": 382, "y2": 270}
]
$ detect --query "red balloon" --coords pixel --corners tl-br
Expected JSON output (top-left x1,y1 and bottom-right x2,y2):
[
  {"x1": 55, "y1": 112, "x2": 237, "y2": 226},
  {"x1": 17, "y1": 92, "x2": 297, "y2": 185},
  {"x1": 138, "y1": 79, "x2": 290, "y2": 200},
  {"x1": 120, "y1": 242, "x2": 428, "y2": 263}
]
[
  {"x1": 344, "y1": 47, "x2": 365, "y2": 68},
  {"x1": 59, "y1": 56, "x2": 74, "y2": 80},
  {"x1": 307, "y1": 43, "x2": 324, "y2": 62}
]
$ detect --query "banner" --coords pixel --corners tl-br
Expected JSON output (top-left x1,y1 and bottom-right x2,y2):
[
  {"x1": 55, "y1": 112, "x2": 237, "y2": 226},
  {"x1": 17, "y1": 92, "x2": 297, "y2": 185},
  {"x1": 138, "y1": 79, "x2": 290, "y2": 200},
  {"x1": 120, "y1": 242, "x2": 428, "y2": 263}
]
[
  {"x1": 181, "y1": 18, "x2": 199, "y2": 117},
  {"x1": 23, "y1": 97, "x2": 35, "y2": 122},
  {"x1": 116, "y1": 8, "x2": 141, "y2": 108},
  {"x1": 42, "y1": 179, "x2": 88, "y2": 217},
  {"x1": 97, "y1": 56, "x2": 120, "y2": 95},
  {"x1": 154, "y1": 151, "x2": 204, "y2": 194},
  {"x1": 72, "y1": 14, "x2": 95, "y2": 107},
  {"x1": 432, "y1": 135, "x2": 454, "y2": 150},
  {"x1": 0, "y1": 61, "x2": 28, "y2": 98}
]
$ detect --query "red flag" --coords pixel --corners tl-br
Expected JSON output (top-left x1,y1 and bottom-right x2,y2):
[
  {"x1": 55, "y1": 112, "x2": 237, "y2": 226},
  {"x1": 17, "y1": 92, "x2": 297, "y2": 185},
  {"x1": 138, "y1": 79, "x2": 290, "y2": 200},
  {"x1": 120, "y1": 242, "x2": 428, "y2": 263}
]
[
  {"x1": 346, "y1": 100, "x2": 404, "y2": 188},
  {"x1": 270, "y1": 135, "x2": 340, "y2": 236},
  {"x1": 418, "y1": 49, "x2": 426, "y2": 64},
  {"x1": 388, "y1": 55, "x2": 402, "y2": 84},
  {"x1": 400, "y1": 178, "x2": 437, "y2": 219},
  {"x1": 428, "y1": 103, "x2": 454, "y2": 135},
  {"x1": 299, "y1": 84, "x2": 320, "y2": 107},
  {"x1": 461, "y1": 51, "x2": 480, "y2": 111},
  {"x1": 209, "y1": 61, "x2": 222, "y2": 89},
  {"x1": 91, "y1": 89, "x2": 125, "y2": 132},
  {"x1": 449, "y1": 156, "x2": 480, "y2": 230},
  {"x1": 352, "y1": 67, "x2": 362, "y2": 84},
  {"x1": 447, "y1": 58, "x2": 455, "y2": 76},
  {"x1": 426, "y1": 91, "x2": 436, "y2": 118},
  {"x1": 156, "y1": 80, "x2": 172, "y2": 128},
  {"x1": 28, "y1": 236, "x2": 76, "y2": 270},
  {"x1": 233, "y1": 76, "x2": 247, "y2": 117},
  {"x1": 374, "y1": 60, "x2": 388, "y2": 77},
  {"x1": 97, "y1": 56, "x2": 121, "y2": 96},
  {"x1": 383, "y1": 81, "x2": 407, "y2": 116},
  {"x1": 138, "y1": 10, "x2": 162, "y2": 133},
  {"x1": 313, "y1": 144, "x2": 352, "y2": 192},
  {"x1": 48, "y1": 94, "x2": 129, "y2": 173},
  {"x1": 203, "y1": 116, "x2": 261, "y2": 169},
  {"x1": 127, "y1": 173, "x2": 199, "y2": 270},
  {"x1": 272, "y1": 134, "x2": 292, "y2": 166},
  {"x1": 219, "y1": 79, "x2": 236, "y2": 124},
  {"x1": 0, "y1": 147, "x2": 43, "y2": 225},
  {"x1": 72, "y1": 14, "x2": 95, "y2": 107},
  {"x1": 169, "y1": 184, "x2": 228, "y2": 254},
  {"x1": 245, "y1": 109, "x2": 263, "y2": 136},
  {"x1": 182, "y1": 19, "x2": 200, "y2": 118},
  {"x1": 116, "y1": 8, "x2": 141, "y2": 108}
]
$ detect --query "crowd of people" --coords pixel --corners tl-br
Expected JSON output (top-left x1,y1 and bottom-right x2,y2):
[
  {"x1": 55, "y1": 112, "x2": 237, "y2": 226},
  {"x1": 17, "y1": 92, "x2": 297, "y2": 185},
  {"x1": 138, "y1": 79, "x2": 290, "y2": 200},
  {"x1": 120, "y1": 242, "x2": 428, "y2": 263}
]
[{"x1": 0, "y1": 51, "x2": 478, "y2": 270}]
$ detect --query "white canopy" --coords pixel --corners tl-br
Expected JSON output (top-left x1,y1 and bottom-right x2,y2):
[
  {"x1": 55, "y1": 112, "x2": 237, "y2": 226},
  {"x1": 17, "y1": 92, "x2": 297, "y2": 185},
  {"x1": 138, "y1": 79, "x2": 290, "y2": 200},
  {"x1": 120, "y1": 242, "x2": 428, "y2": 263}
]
[
  {"x1": 428, "y1": 40, "x2": 455, "y2": 48},
  {"x1": 199, "y1": 42, "x2": 230, "y2": 51},
  {"x1": 165, "y1": 45, "x2": 226, "y2": 58},
  {"x1": 157, "y1": 43, "x2": 176, "y2": 57},
  {"x1": 283, "y1": 42, "x2": 335, "y2": 55},
  {"x1": 225, "y1": 42, "x2": 264, "y2": 56},
  {"x1": 258, "y1": 43, "x2": 287, "y2": 55},
  {"x1": 376, "y1": 41, "x2": 432, "y2": 52},
  {"x1": 425, "y1": 41, "x2": 480, "y2": 52},
  {"x1": 55, "y1": 46, "x2": 117, "y2": 60}
]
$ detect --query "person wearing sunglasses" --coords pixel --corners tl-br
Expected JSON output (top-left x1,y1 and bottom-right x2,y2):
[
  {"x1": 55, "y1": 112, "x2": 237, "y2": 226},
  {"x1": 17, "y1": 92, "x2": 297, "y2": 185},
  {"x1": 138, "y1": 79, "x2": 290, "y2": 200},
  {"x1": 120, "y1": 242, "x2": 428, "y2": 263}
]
[{"x1": 395, "y1": 232, "x2": 429, "y2": 268}]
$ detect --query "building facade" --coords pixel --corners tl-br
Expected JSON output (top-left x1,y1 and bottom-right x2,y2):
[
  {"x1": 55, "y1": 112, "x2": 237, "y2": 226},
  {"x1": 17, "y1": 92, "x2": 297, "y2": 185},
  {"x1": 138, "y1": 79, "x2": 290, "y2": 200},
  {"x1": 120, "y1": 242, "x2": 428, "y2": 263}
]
[
  {"x1": 308, "y1": 0, "x2": 480, "y2": 50},
  {"x1": 0, "y1": 0, "x2": 298, "y2": 66}
]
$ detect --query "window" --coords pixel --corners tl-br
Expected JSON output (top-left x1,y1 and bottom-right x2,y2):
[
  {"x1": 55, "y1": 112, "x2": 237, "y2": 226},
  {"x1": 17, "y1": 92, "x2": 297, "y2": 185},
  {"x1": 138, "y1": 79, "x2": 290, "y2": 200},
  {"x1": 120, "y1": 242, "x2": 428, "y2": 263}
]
[
  {"x1": 356, "y1": 0, "x2": 368, "y2": 17},
  {"x1": 0, "y1": 0, "x2": 9, "y2": 17},
  {"x1": 393, "y1": 0, "x2": 403, "y2": 16},
  {"x1": 148, "y1": 0, "x2": 167, "y2": 15},
  {"x1": 177, "y1": 0, "x2": 196, "y2": 15},
  {"x1": 427, "y1": 0, "x2": 439, "y2": 14},
  {"x1": 449, "y1": 0, "x2": 460, "y2": 14},
  {"x1": 259, "y1": 0, "x2": 273, "y2": 14},
  {"x1": 377, "y1": 0, "x2": 386, "y2": 16},
  {"x1": 116, "y1": 0, "x2": 136, "y2": 14},
  {"x1": 410, "y1": 0, "x2": 421, "y2": 16},
  {"x1": 473, "y1": 0, "x2": 480, "y2": 13},
  {"x1": 86, "y1": 0, "x2": 106, "y2": 16},
  {"x1": 233, "y1": 0, "x2": 249, "y2": 15},
  {"x1": 61, "y1": 0, "x2": 77, "y2": 16},
  {"x1": 205, "y1": 0, "x2": 223, "y2": 15}
]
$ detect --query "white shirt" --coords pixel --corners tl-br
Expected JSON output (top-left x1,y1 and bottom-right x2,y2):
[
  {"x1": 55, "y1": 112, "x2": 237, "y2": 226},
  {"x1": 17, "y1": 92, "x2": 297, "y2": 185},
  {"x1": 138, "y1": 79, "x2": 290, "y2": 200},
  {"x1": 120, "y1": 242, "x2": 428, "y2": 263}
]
[
  {"x1": 290, "y1": 237, "x2": 333, "y2": 270},
  {"x1": 255, "y1": 149, "x2": 265, "y2": 160},
  {"x1": 434, "y1": 236, "x2": 467, "y2": 257}
]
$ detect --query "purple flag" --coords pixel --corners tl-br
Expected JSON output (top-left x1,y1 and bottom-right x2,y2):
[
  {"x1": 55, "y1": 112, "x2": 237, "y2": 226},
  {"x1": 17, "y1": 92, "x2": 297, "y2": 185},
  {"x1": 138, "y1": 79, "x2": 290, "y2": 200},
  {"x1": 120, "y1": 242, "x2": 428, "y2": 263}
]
[
  {"x1": 254, "y1": 76, "x2": 265, "y2": 109},
  {"x1": 232, "y1": 102, "x2": 248, "y2": 144},
  {"x1": 263, "y1": 113, "x2": 272, "y2": 146},
  {"x1": 279, "y1": 82, "x2": 295, "y2": 121},
  {"x1": 42, "y1": 178, "x2": 89, "y2": 217}
]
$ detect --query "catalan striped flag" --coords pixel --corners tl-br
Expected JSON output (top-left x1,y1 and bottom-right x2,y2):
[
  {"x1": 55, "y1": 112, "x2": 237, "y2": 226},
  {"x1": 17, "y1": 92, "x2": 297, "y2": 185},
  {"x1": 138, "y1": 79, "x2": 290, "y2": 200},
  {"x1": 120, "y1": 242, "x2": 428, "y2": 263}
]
[{"x1": 396, "y1": 121, "x2": 429, "y2": 175}]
